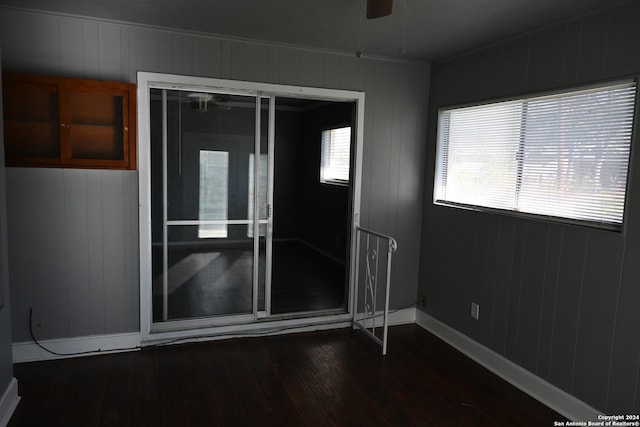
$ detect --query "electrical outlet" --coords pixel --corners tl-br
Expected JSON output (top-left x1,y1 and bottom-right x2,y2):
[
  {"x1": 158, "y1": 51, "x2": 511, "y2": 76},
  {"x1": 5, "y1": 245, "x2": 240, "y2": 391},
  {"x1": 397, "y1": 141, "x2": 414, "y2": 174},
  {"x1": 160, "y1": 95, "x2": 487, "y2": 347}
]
[
  {"x1": 471, "y1": 302, "x2": 479, "y2": 320},
  {"x1": 421, "y1": 295, "x2": 427, "y2": 307}
]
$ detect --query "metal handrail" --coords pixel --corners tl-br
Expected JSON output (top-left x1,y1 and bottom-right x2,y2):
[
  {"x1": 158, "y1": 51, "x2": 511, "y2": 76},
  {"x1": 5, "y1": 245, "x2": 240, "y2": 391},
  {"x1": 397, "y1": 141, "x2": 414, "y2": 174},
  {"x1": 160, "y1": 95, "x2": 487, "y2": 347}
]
[
  {"x1": 352, "y1": 226, "x2": 397, "y2": 355},
  {"x1": 355, "y1": 226, "x2": 398, "y2": 253}
]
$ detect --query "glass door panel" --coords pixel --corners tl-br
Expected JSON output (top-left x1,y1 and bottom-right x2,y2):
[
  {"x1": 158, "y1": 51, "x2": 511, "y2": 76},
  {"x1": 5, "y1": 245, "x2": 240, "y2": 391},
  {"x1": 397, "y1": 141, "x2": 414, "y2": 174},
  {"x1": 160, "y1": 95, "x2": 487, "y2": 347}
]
[
  {"x1": 150, "y1": 88, "x2": 261, "y2": 323},
  {"x1": 269, "y1": 97, "x2": 354, "y2": 315}
]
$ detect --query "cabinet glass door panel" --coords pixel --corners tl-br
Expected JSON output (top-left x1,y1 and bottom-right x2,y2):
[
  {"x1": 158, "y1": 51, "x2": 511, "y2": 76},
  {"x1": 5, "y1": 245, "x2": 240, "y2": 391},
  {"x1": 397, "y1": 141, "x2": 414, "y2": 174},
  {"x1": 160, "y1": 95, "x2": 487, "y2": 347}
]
[
  {"x1": 66, "y1": 91, "x2": 125, "y2": 160},
  {"x1": 150, "y1": 88, "x2": 266, "y2": 323},
  {"x1": 2, "y1": 81, "x2": 59, "y2": 160}
]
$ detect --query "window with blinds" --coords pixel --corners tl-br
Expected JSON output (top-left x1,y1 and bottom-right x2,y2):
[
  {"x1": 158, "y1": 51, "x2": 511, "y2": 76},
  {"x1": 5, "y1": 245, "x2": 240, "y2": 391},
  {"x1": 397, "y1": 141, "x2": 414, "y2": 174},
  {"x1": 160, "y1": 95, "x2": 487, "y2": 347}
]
[
  {"x1": 321, "y1": 126, "x2": 351, "y2": 185},
  {"x1": 434, "y1": 79, "x2": 638, "y2": 230}
]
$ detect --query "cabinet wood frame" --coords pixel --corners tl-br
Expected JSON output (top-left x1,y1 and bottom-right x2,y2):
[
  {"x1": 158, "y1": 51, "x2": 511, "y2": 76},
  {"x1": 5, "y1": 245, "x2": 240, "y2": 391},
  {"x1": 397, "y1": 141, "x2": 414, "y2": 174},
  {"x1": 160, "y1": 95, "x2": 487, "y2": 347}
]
[{"x1": 2, "y1": 73, "x2": 137, "y2": 170}]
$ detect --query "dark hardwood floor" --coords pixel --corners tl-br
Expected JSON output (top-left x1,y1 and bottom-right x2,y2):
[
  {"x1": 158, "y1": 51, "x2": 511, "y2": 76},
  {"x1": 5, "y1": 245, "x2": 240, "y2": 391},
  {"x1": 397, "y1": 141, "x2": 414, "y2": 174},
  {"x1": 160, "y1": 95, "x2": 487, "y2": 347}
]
[
  {"x1": 9, "y1": 324, "x2": 564, "y2": 426},
  {"x1": 271, "y1": 240, "x2": 345, "y2": 314}
]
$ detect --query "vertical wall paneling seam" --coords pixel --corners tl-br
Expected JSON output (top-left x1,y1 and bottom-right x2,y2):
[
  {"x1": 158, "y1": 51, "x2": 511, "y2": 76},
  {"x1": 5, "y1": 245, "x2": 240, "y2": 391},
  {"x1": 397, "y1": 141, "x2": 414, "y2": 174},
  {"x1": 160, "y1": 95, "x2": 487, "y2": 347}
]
[
  {"x1": 84, "y1": 172, "x2": 92, "y2": 332},
  {"x1": 512, "y1": 223, "x2": 528, "y2": 359},
  {"x1": 489, "y1": 224, "x2": 502, "y2": 347},
  {"x1": 296, "y1": 48, "x2": 301, "y2": 88},
  {"x1": 471, "y1": 217, "x2": 480, "y2": 335},
  {"x1": 171, "y1": 35, "x2": 176, "y2": 79},
  {"x1": 531, "y1": 33, "x2": 541, "y2": 91},
  {"x1": 547, "y1": 229, "x2": 564, "y2": 380},
  {"x1": 273, "y1": 47, "x2": 281, "y2": 84},
  {"x1": 570, "y1": 233, "x2": 589, "y2": 394},
  {"x1": 27, "y1": 174, "x2": 35, "y2": 337},
  {"x1": 127, "y1": 173, "x2": 135, "y2": 328},
  {"x1": 321, "y1": 53, "x2": 326, "y2": 87},
  {"x1": 100, "y1": 173, "x2": 107, "y2": 330},
  {"x1": 600, "y1": 12, "x2": 611, "y2": 81},
  {"x1": 127, "y1": 29, "x2": 134, "y2": 83},
  {"x1": 120, "y1": 174, "x2": 126, "y2": 329},
  {"x1": 482, "y1": 219, "x2": 493, "y2": 343},
  {"x1": 392, "y1": 82, "x2": 404, "y2": 244},
  {"x1": 125, "y1": 28, "x2": 133, "y2": 82},
  {"x1": 365, "y1": 63, "x2": 374, "y2": 227},
  {"x1": 155, "y1": 32, "x2": 160, "y2": 75},
  {"x1": 189, "y1": 34, "x2": 195, "y2": 76},
  {"x1": 62, "y1": 171, "x2": 70, "y2": 337},
  {"x1": 55, "y1": 17, "x2": 61, "y2": 74},
  {"x1": 82, "y1": 22, "x2": 87, "y2": 77},
  {"x1": 190, "y1": 35, "x2": 195, "y2": 77},
  {"x1": 560, "y1": 26, "x2": 569, "y2": 87},
  {"x1": 120, "y1": 175, "x2": 126, "y2": 328},
  {"x1": 500, "y1": 221, "x2": 515, "y2": 356},
  {"x1": 535, "y1": 227, "x2": 551, "y2": 376},
  {"x1": 276, "y1": 45, "x2": 282, "y2": 84},
  {"x1": 171, "y1": 34, "x2": 178, "y2": 75},
  {"x1": 96, "y1": 23, "x2": 101, "y2": 77},
  {"x1": 524, "y1": 36, "x2": 531, "y2": 91},
  {"x1": 120, "y1": 27, "x2": 126, "y2": 82},
  {"x1": 386, "y1": 79, "x2": 396, "y2": 234},
  {"x1": 604, "y1": 231, "x2": 629, "y2": 412},
  {"x1": 574, "y1": 18, "x2": 584, "y2": 83}
]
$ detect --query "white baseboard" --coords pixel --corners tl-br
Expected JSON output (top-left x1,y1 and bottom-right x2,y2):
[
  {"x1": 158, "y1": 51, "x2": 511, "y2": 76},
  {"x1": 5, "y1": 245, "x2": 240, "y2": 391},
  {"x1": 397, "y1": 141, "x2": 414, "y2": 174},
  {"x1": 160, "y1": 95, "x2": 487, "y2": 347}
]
[
  {"x1": 13, "y1": 332, "x2": 141, "y2": 363},
  {"x1": 388, "y1": 307, "x2": 416, "y2": 325},
  {"x1": 13, "y1": 309, "x2": 416, "y2": 362},
  {"x1": 0, "y1": 378, "x2": 19, "y2": 427},
  {"x1": 354, "y1": 307, "x2": 416, "y2": 328},
  {"x1": 415, "y1": 310, "x2": 601, "y2": 422}
]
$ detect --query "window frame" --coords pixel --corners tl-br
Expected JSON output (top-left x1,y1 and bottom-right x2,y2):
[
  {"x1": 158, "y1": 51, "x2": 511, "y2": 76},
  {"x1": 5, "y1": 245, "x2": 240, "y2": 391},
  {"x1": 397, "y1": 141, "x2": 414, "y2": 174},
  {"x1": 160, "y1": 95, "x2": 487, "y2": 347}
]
[{"x1": 433, "y1": 77, "x2": 640, "y2": 233}]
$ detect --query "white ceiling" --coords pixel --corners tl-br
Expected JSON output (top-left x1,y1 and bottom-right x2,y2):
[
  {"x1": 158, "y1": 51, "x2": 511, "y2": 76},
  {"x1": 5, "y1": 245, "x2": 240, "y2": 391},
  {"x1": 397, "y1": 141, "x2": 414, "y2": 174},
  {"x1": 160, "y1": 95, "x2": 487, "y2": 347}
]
[{"x1": 0, "y1": 0, "x2": 626, "y2": 61}]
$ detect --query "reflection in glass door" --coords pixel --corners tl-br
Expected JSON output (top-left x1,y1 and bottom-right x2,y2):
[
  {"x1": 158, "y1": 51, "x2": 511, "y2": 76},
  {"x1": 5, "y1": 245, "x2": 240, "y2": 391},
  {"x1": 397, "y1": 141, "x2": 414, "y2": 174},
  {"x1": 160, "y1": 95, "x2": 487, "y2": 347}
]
[{"x1": 149, "y1": 88, "x2": 270, "y2": 324}]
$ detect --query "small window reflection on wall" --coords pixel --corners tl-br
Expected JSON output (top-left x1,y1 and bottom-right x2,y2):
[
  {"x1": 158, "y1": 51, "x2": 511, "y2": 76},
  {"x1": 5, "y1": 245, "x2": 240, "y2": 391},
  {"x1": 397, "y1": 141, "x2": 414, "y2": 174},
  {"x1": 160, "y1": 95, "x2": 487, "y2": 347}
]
[
  {"x1": 321, "y1": 126, "x2": 351, "y2": 185},
  {"x1": 198, "y1": 150, "x2": 229, "y2": 238}
]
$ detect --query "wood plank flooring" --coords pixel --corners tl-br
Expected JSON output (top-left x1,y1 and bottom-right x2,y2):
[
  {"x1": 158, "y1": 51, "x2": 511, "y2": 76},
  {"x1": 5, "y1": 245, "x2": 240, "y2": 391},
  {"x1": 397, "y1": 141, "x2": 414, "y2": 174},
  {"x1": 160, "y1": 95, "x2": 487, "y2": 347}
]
[{"x1": 8, "y1": 325, "x2": 565, "y2": 426}]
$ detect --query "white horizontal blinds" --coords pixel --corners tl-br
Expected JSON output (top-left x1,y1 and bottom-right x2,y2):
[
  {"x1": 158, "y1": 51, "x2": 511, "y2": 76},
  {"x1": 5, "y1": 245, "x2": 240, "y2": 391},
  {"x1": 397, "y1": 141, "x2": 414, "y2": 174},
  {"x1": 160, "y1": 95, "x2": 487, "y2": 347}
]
[
  {"x1": 435, "y1": 79, "x2": 637, "y2": 228},
  {"x1": 518, "y1": 82, "x2": 636, "y2": 225},
  {"x1": 438, "y1": 102, "x2": 523, "y2": 209},
  {"x1": 321, "y1": 127, "x2": 351, "y2": 183}
]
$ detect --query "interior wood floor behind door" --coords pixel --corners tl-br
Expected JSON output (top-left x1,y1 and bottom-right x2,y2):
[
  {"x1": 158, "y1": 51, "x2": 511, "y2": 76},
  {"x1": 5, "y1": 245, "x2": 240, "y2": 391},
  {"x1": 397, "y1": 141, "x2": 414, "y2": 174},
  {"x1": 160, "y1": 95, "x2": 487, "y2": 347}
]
[{"x1": 153, "y1": 240, "x2": 346, "y2": 322}]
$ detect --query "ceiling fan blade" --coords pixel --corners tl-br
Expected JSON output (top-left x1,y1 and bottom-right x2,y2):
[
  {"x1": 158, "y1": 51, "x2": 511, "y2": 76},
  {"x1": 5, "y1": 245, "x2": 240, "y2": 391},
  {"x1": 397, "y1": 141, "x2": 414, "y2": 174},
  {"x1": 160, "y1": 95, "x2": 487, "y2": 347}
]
[{"x1": 367, "y1": 0, "x2": 393, "y2": 19}]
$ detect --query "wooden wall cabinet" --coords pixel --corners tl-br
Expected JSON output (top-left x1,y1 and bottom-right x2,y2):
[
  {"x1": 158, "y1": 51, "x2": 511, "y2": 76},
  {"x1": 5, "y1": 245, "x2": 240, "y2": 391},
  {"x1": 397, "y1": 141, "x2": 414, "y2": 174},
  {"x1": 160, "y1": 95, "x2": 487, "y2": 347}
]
[{"x1": 2, "y1": 73, "x2": 136, "y2": 169}]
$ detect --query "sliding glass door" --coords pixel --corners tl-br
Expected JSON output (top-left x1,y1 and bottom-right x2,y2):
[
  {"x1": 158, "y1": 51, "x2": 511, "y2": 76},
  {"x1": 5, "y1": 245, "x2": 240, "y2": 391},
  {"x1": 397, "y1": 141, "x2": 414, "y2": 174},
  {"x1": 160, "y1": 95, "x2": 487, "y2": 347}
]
[{"x1": 138, "y1": 72, "x2": 365, "y2": 340}]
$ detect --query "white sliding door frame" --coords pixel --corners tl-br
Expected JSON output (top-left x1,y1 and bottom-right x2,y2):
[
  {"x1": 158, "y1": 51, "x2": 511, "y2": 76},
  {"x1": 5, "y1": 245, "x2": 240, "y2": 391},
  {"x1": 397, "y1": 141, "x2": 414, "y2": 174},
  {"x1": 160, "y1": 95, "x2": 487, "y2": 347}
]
[{"x1": 137, "y1": 71, "x2": 365, "y2": 344}]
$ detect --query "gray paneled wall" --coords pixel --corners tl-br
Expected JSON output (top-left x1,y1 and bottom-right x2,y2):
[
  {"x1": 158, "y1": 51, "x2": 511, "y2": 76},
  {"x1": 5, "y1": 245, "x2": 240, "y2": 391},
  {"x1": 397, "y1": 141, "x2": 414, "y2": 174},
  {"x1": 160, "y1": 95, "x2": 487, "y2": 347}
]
[
  {"x1": 0, "y1": 8, "x2": 429, "y2": 341},
  {"x1": 0, "y1": 45, "x2": 15, "y2": 404},
  {"x1": 419, "y1": 1, "x2": 640, "y2": 414},
  {"x1": 6, "y1": 168, "x2": 139, "y2": 341}
]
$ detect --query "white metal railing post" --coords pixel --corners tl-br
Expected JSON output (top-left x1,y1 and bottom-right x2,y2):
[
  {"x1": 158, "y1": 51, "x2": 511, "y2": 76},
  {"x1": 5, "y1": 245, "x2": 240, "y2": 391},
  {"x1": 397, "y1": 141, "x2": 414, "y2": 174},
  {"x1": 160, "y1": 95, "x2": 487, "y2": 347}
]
[
  {"x1": 352, "y1": 227, "x2": 362, "y2": 330},
  {"x1": 352, "y1": 226, "x2": 397, "y2": 355}
]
